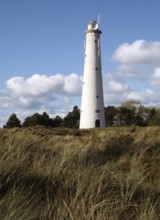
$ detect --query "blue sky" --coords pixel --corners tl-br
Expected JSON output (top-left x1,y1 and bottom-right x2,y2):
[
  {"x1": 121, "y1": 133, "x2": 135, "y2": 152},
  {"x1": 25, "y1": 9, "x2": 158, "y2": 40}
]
[{"x1": 1, "y1": 0, "x2": 160, "y2": 126}]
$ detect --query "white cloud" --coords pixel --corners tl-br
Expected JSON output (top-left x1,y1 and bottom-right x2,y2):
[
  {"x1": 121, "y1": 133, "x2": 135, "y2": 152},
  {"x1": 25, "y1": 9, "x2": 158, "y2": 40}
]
[
  {"x1": 116, "y1": 64, "x2": 151, "y2": 80},
  {"x1": 126, "y1": 89, "x2": 153, "y2": 102},
  {"x1": 0, "y1": 73, "x2": 82, "y2": 127},
  {"x1": 104, "y1": 93, "x2": 126, "y2": 106},
  {"x1": 0, "y1": 73, "x2": 83, "y2": 127},
  {"x1": 104, "y1": 87, "x2": 160, "y2": 107},
  {"x1": 126, "y1": 89, "x2": 160, "y2": 106},
  {"x1": 6, "y1": 73, "x2": 82, "y2": 98},
  {"x1": 103, "y1": 73, "x2": 132, "y2": 93},
  {"x1": 105, "y1": 39, "x2": 160, "y2": 107},
  {"x1": 103, "y1": 73, "x2": 133, "y2": 106},
  {"x1": 26, "y1": 74, "x2": 64, "y2": 96},
  {"x1": 0, "y1": 95, "x2": 13, "y2": 109},
  {"x1": 107, "y1": 80, "x2": 131, "y2": 93},
  {"x1": 103, "y1": 71, "x2": 160, "y2": 107},
  {"x1": 63, "y1": 73, "x2": 82, "y2": 95},
  {"x1": 153, "y1": 68, "x2": 160, "y2": 78},
  {"x1": 2, "y1": 73, "x2": 82, "y2": 109},
  {"x1": 113, "y1": 40, "x2": 160, "y2": 66},
  {"x1": 150, "y1": 67, "x2": 160, "y2": 88}
]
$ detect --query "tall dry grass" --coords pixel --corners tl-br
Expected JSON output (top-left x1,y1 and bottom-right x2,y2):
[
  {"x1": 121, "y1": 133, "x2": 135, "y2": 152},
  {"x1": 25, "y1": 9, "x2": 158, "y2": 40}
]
[{"x1": 0, "y1": 126, "x2": 160, "y2": 219}]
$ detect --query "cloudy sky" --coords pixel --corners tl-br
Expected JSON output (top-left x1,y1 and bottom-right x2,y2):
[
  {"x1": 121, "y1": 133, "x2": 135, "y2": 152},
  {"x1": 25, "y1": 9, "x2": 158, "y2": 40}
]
[{"x1": 1, "y1": 0, "x2": 160, "y2": 127}]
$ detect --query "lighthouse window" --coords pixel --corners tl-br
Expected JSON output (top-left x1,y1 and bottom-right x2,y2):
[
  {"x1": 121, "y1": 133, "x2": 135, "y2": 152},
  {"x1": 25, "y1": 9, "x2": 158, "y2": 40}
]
[
  {"x1": 95, "y1": 109, "x2": 100, "y2": 113},
  {"x1": 98, "y1": 49, "x2": 100, "y2": 57},
  {"x1": 98, "y1": 39, "x2": 100, "y2": 48},
  {"x1": 95, "y1": 67, "x2": 98, "y2": 71},
  {"x1": 95, "y1": 40, "x2": 97, "y2": 43},
  {"x1": 96, "y1": 95, "x2": 99, "y2": 98}
]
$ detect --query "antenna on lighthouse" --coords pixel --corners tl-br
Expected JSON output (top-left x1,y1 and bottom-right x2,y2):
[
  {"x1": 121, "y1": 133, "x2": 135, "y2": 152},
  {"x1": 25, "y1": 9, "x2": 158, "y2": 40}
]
[{"x1": 98, "y1": 14, "x2": 101, "y2": 24}]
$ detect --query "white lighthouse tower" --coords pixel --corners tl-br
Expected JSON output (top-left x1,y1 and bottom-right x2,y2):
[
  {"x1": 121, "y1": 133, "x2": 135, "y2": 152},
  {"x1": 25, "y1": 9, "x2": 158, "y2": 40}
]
[{"x1": 80, "y1": 20, "x2": 105, "y2": 129}]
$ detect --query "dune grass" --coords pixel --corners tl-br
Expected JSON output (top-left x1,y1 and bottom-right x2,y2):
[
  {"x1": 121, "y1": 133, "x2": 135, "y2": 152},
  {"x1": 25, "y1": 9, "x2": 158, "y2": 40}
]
[{"x1": 0, "y1": 126, "x2": 160, "y2": 219}]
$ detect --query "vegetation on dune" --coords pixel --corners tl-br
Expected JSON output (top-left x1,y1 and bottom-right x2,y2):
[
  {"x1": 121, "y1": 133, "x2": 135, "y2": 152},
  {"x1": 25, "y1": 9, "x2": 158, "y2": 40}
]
[
  {"x1": 0, "y1": 126, "x2": 160, "y2": 219},
  {"x1": 3, "y1": 100, "x2": 160, "y2": 128}
]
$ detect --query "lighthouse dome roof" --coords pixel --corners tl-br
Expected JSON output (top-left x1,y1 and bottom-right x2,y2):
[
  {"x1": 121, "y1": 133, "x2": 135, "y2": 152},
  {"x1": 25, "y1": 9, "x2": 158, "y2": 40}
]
[
  {"x1": 87, "y1": 20, "x2": 99, "y2": 31},
  {"x1": 88, "y1": 20, "x2": 97, "y2": 25}
]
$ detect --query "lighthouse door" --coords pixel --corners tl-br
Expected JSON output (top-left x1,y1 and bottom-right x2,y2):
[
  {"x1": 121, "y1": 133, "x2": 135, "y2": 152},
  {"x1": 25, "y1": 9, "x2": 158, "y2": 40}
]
[{"x1": 95, "y1": 119, "x2": 100, "y2": 127}]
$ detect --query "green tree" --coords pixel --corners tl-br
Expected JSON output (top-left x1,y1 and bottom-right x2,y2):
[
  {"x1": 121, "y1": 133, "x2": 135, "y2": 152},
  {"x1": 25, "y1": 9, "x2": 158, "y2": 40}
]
[
  {"x1": 115, "y1": 100, "x2": 139, "y2": 126},
  {"x1": 23, "y1": 113, "x2": 41, "y2": 126},
  {"x1": 41, "y1": 112, "x2": 54, "y2": 127},
  {"x1": 52, "y1": 116, "x2": 63, "y2": 127},
  {"x1": 117, "y1": 106, "x2": 136, "y2": 126},
  {"x1": 4, "y1": 113, "x2": 21, "y2": 128},
  {"x1": 121, "y1": 99, "x2": 141, "y2": 110},
  {"x1": 135, "y1": 105, "x2": 148, "y2": 126},
  {"x1": 23, "y1": 112, "x2": 54, "y2": 127},
  {"x1": 62, "y1": 106, "x2": 80, "y2": 128},
  {"x1": 116, "y1": 100, "x2": 149, "y2": 126},
  {"x1": 148, "y1": 108, "x2": 160, "y2": 126},
  {"x1": 105, "y1": 106, "x2": 117, "y2": 126}
]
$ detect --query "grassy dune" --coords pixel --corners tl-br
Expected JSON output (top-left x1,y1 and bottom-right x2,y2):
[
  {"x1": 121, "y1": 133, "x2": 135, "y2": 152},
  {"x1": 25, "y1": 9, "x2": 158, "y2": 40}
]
[{"x1": 0, "y1": 126, "x2": 160, "y2": 220}]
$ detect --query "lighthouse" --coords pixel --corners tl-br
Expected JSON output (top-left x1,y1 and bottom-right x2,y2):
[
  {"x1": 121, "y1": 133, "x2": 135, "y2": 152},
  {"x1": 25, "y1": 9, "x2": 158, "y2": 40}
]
[{"x1": 80, "y1": 20, "x2": 105, "y2": 129}]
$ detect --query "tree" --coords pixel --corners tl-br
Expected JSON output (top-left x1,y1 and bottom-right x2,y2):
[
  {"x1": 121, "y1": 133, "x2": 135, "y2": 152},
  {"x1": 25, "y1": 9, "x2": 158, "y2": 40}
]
[
  {"x1": 41, "y1": 112, "x2": 54, "y2": 127},
  {"x1": 62, "y1": 106, "x2": 80, "y2": 128},
  {"x1": 23, "y1": 112, "x2": 54, "y2": 127},
  {"x1": 116, "y1": 100, "x2": 148, "y2": 126},
  {"x1": 148, "y1": 108, "x2": 160, "y2": 126},
  {"x1": 121, "y1": 99, "x2": 141, "y2": 110},
  {"x1": 4, "y1": 113, "x2": 21, "y2": 128},
  {"x1": 134, "y1": 105, "x2": 148, "y2": 126},
  {"x1": 116, "y1": 106, "x2": 136, "y2": 126},
  {"x1": 23, "y1": 113, "x2": 41, "y2": 126},
  {"x1": 105, "y1": 106, "x2": 117, "y2": 126},
  {"x1": 52, "y1": 116, "x2": 63, "y2": 127}
]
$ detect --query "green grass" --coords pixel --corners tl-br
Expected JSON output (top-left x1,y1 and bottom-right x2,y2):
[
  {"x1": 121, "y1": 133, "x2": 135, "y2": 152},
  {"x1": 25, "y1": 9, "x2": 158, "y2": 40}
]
[{"x1": 0, "y1": 126, "x2": 160, "y2": 219}]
